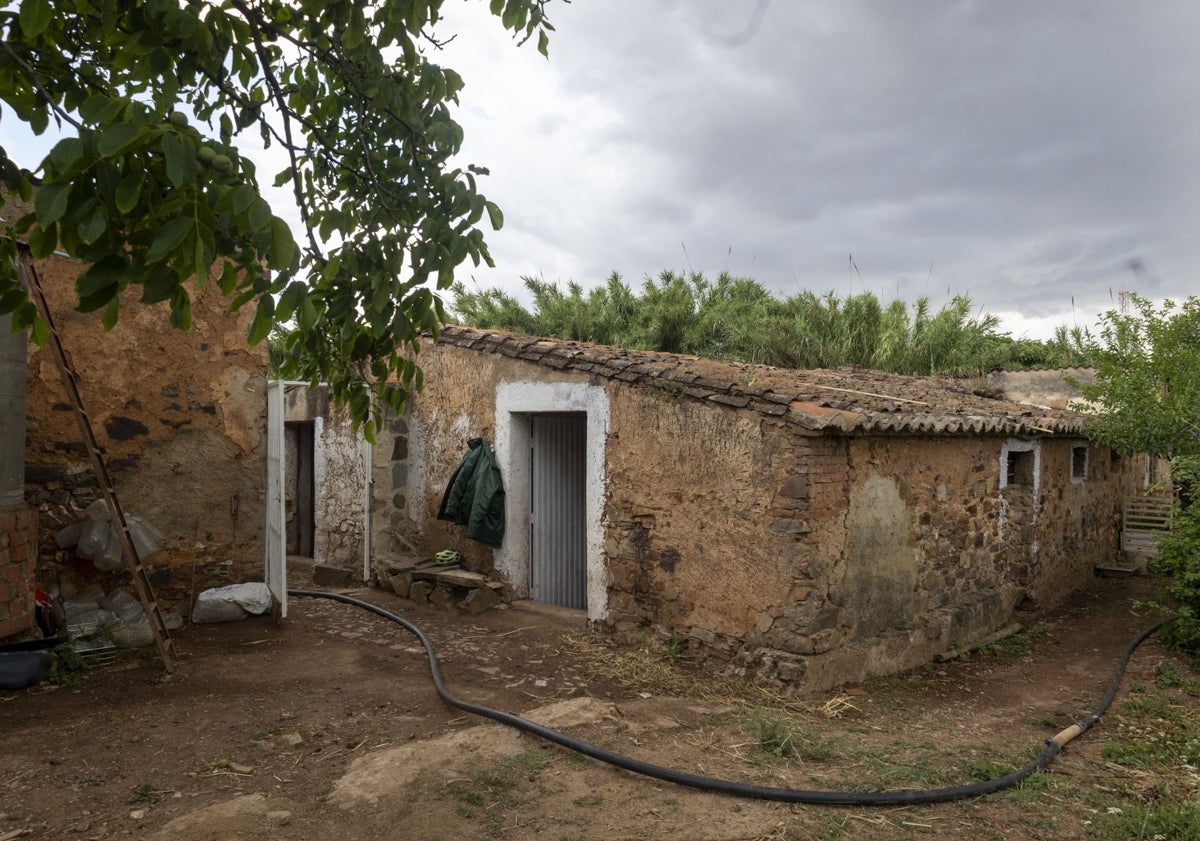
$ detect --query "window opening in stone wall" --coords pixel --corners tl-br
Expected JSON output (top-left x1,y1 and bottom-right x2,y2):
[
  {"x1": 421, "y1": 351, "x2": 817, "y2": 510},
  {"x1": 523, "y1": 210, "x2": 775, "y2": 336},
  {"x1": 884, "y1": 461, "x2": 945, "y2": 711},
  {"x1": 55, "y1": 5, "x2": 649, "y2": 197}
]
[
  {"x1": 1006, "y1": 450, "x2": 1035, "y2": 486},
  {"x1": 1071, "y1": 444, "x2": 1088, "y2": 481}
]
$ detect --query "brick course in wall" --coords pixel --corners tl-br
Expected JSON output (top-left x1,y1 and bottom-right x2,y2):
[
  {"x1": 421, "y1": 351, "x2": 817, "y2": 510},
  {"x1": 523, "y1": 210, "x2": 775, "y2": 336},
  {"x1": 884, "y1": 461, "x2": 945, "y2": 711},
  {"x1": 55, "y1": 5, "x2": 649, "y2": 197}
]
[{"x1": 0, "y1": 507, "x2": 39, "y2": 641}]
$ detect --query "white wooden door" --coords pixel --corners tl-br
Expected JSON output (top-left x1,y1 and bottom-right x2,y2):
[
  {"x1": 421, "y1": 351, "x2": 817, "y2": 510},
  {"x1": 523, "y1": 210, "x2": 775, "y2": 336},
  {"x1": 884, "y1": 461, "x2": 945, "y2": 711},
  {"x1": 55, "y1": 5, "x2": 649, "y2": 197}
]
[{"x1": 265, "y1": 380, "x2": 287, "y2": 618}]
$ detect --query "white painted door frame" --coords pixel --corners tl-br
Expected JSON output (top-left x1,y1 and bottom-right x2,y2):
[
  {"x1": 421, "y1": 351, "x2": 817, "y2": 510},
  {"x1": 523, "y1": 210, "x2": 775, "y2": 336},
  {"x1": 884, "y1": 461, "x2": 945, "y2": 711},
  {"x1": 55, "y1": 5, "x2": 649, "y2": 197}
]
[
  {"x1": 265, "y1": 380, "x2": 287, "y2": 617},
  {"x1": 494, "y1": 381, "x2": 609, "y2": 621}
]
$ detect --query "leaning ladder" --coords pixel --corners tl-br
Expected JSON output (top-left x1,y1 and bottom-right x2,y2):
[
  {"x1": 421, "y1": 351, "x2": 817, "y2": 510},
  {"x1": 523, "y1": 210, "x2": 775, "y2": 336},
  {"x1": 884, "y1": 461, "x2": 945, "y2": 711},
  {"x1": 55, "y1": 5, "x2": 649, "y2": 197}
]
[{"x1": 17, "y1": 245, "x2": 177, "y2": 672}]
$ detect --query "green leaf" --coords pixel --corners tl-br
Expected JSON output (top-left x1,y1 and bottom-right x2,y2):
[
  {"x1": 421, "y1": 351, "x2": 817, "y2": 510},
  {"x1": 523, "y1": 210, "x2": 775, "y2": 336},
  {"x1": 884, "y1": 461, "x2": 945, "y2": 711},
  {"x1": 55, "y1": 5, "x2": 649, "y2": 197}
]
[
  {"x1": 29, "y1": 312, "x2": 49, "y2": 346},
  {"x1": 230, "y1": 184, "x2": 256, "y2": 216},
  {"x1": 145, "y1": 217, "x2": 193, "y2": 263},
  {"x1": 27, "y1": 221, "x2": 57, "y2": 259},
  {"x1": 101, "y1": 296, "x2": 119, "y2": 331},
  {"x1": 275, "y1": 280, "x2": 308, "y2": 323},
  {"x1": 34, "y1": 181, "x2": 70, "y2": 225},
  {"x1": 247, "y1": 294, "x2": 275, "y2": 345},
  {"x1": 217, "y1": 262, "x2": 241, "y2": 295},
  {"x1": 140, "y1": 268, "x2": 179, "y2": 304},
  {"x1": 115, "y1": 171, "x2": 144, "y2": 213},
  {"x1": 485, "y1": 201, "x2": 503, "y2": 231},
  {"x1": 78, "y1": 205, "x2": 106, "y2": 245},
  {"x1": 162, "y1": 133, "x2": 191, "y2": 188},
  {"x1": 19, "y1": 0, "x2": 52, "y2": 38},
  {"x1": 97, "y1": 123, "x2": 144, "y2": 157},
  {"x1": 248, "y1": 198, "x2": 271, "y2": 230},
  {"x1": 75, "y1": 256, "x2": 126, "y2": 311},
  {"x1": 270, "y1": 217, "x2": 298, "y2": 270},
  {"x1": 169, "y1": 288, "x2": 192, "y2": 330},
  {"x1": 46, "y1": 137, "x2": 85, "y2": 172}
]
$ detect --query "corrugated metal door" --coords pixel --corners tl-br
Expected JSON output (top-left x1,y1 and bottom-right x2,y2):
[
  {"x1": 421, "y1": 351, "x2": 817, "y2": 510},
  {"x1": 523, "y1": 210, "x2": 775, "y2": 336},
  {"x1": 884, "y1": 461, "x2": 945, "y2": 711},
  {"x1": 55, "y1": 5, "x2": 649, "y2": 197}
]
[
  {"x1": 265, "y1": 381, "x2": 287, "y2": 618},
  {"x1": 530, "y1": 414, "x2": 586, "y2": 609}
]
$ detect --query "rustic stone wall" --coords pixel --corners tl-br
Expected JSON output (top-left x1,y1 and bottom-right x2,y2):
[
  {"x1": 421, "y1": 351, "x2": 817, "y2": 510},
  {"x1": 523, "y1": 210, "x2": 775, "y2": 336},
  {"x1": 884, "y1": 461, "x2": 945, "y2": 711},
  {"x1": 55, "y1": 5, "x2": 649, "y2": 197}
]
[
  {"x1": 281, "y1": 384, "x2": 366, "y2": 572},
  {"x1": 23, "y1": 254, "x2": 268, "y2": 609},
  {"x1": 989, "y1": 368, "x2": 1094, "y2": 410},
  {"x1": 370, "y1": 411, "x2": 417, "y2": 573},
  {"x1": 313, "y1": 405, "x2": 365, "y2": 570},
  {"x1": 370, "y1": 347, "x2": 598, "y2": 579},
  {"x1": 385, "y1": 339, "x2": 1142, "y2": 691},
  {"x1": 0, "y1": 507, "x2": 38, "y2": 640}
]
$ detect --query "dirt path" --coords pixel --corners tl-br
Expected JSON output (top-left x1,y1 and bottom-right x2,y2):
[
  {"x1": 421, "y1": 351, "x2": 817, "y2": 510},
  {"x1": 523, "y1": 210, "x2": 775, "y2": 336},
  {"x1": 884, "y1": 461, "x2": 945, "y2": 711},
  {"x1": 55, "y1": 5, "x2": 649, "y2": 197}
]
[{"x1": 1, "y1": 574, "x2": 1193, "y2": 840}]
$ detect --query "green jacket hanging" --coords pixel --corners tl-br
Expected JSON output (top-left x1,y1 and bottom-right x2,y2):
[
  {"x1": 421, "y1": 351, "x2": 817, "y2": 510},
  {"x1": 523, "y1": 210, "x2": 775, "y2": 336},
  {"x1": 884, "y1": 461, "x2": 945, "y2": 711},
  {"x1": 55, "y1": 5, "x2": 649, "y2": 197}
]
[{"x1": 437, "y1": 438, "x2": 506, "y2": 547}]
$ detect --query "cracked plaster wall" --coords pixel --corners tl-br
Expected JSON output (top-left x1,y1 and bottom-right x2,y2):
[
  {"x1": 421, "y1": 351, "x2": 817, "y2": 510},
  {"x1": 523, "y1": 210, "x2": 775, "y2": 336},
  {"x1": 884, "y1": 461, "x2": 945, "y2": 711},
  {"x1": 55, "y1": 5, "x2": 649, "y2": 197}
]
[
  {"x1": 22, "y1": 254, "x2": 268, "y2": 609},
  {"x1": 377, "y1": 341, "x2": 1142, "y2": 691}
]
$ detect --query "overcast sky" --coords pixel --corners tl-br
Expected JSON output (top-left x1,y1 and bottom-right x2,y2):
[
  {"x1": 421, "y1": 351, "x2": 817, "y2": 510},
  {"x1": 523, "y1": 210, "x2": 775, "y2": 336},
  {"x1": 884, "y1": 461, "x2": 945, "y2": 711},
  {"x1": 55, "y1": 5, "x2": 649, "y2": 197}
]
[
  {"x1": 3, "y1": 1, "x2": 1195, "y2": 341},
  {"x1": 433, "y1": 0, "x2": 1199, "y2": 339}
]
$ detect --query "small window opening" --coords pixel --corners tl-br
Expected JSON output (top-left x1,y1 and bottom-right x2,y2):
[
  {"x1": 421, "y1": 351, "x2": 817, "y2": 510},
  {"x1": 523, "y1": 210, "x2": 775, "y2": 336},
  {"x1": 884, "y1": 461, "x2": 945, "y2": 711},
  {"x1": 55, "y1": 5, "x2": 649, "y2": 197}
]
[
  {"x1": 1071, "y1": 444, "x2": 1088, "y2": 480},
  {"x1": 1006, "y1": 450, "x2": 1035, "y2": 486}
]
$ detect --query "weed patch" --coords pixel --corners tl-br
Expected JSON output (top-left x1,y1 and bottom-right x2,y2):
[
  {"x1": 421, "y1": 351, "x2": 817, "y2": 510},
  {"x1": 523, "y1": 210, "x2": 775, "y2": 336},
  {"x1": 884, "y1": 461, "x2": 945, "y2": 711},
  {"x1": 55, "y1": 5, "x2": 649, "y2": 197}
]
[{"x1": 442, "y1": 750, "x2": 553, "y2": 838}]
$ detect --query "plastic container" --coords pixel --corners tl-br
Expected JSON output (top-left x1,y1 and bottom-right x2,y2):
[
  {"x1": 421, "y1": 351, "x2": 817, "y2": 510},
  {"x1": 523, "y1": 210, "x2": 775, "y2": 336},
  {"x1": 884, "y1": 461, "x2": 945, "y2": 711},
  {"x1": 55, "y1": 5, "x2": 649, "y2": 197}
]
[
  {"x1": 62, "y1": 598, "x2": 100, "y2": 622},
  {"x1": 126, "y1": 515, "x2": 164, "y2": 559},
  {"x1": 98, "y1": 589, "x2": 144, "y2": 624},
  {"x1": 53, "y1": 522, "x2": 82, "y2": 549},
  {"x1": 75, "y1": 517, "x2": 107, "y2": 559},
  {"x1": 94, "y1": 526, "x2": 125, "y2": 571},
  {"x1": 111, "y1": 622, "x2": 155, "y2": 649}
]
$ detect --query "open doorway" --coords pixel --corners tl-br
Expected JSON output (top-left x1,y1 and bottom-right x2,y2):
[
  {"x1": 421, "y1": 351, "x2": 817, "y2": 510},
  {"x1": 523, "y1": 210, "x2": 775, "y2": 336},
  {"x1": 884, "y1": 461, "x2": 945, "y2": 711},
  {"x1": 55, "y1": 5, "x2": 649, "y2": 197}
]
[{"x1": 284, "y1": 420, "x2": 315, "y2": 557}]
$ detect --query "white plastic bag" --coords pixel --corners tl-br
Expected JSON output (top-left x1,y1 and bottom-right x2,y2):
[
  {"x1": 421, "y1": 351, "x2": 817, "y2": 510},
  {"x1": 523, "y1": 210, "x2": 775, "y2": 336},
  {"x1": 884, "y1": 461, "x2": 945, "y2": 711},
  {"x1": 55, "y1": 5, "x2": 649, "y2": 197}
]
[{"x1": 191, "y1": 583, "x2": 274, "y2": 624}]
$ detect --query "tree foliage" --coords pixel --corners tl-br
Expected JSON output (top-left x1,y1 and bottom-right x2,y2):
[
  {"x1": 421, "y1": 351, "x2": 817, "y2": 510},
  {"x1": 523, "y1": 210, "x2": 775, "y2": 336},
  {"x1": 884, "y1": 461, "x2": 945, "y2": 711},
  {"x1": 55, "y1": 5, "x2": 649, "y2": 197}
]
[
  {"x1": 452, "y1": 271, "x2": 1090, "y2": 377},
  {"x1": 1074, "y1": 295, "x2": 1200, "y2": 460},
  {"x1": 0, "y1": 0, "x2": 557, "y2": 430},
  {"x1": 1075, "y1": 295, "x2": 1200, "y2": 653}
]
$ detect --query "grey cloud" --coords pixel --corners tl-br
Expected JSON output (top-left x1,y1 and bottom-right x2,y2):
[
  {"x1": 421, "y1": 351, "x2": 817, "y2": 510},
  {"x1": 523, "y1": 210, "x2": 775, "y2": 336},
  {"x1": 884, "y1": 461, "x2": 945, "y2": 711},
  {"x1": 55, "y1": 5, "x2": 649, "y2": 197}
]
[{"x1": 461, "y1": 0, "x2": 1199, "y2": 333}]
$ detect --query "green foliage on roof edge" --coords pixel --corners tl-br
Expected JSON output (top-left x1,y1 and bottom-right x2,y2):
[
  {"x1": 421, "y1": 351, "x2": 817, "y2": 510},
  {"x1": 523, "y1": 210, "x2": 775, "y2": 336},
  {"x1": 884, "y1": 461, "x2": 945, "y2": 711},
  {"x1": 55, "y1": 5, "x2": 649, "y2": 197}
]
[
  {"x1": 0, "y1": 0, "x2": 558, "y2": 436},
  {"x1": 450, "y1": 270, "x2": 1094, "y2": 378}
]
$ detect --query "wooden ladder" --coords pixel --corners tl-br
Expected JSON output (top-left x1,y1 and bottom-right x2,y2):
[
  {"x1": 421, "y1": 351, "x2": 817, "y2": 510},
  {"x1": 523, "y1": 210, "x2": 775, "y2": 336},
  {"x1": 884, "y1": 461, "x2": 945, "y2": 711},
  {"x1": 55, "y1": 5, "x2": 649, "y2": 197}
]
[{"x1": 17, "y1": 245, "x2": 177, "y2": 672}]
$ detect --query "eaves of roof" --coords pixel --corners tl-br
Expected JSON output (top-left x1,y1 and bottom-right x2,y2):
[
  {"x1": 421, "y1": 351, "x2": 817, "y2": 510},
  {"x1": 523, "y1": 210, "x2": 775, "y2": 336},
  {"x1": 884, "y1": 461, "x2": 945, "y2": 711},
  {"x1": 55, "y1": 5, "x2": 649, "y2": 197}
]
[{"x1": 436, "y1": 326, "x2": 1087, "y2": 438}]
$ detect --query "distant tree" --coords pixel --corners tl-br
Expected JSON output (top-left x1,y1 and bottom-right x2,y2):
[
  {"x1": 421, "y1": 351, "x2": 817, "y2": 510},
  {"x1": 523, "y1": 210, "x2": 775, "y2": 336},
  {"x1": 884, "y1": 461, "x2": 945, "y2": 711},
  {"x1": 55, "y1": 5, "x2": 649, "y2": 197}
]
[
  {"x1": 1075, "y1": 294, "x2": 1200, "y2": 652},
  {"x1": 0, "y1": 0, "x2": 558, "y2": 431},
  {"x1": 453, "y1": 272, "x2": 1025, "y2": 377}
]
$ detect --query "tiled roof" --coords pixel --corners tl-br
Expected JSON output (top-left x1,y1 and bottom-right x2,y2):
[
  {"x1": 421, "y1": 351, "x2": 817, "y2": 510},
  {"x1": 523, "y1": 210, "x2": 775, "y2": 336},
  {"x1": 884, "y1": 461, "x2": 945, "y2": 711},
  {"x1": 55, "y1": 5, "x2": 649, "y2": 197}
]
[{"x1": 437, "y1": 326, "x2": 1087, "y2": 437}]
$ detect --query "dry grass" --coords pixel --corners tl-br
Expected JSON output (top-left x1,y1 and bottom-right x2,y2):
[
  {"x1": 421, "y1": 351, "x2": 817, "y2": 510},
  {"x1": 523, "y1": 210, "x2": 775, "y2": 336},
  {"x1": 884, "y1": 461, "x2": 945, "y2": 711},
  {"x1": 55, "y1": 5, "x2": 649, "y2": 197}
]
[{"x1": 556, "y1": 632, "x2": 844, "y2": 719}]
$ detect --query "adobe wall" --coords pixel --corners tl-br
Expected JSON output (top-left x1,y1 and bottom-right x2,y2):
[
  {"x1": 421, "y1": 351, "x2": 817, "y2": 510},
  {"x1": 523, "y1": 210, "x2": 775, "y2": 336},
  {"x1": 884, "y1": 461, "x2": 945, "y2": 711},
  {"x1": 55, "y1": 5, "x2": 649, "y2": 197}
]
[
  {"x1": 369, "y1": 344, "x2": 594, "y2": 578},
  {"x1": 313, "y1": 407, "x2": 366, "y2": 570},
  {"x1": 282, "y1": 384, "x2": 365, "y2": 571},
  {"x1": 380, "y1": 342, "x2": 1139, "y2": 691},
  {"x1": 989, "y1": 368, "x2": 1094, "y2": 410},
  {"x1": 607, "y1": 416, "x2": 1138, "y2": 690},
  {"x1": 23, "y1": 254, "x2": 268, "y2": 609}
]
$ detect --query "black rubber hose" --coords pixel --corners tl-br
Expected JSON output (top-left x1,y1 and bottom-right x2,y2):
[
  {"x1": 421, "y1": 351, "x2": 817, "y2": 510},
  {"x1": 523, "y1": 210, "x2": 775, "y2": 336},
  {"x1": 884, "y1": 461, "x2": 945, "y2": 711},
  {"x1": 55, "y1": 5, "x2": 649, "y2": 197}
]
[{"x1": 288, "y1": 588, "x2": 1175, "y2": 806}]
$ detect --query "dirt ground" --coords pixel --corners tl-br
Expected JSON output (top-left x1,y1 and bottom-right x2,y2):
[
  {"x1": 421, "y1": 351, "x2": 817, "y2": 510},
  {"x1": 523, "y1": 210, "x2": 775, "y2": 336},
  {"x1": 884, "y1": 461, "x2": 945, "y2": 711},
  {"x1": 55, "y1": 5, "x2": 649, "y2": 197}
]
[{"x1": 1, "y1": 570, "x2": 1196, "y2": 841}]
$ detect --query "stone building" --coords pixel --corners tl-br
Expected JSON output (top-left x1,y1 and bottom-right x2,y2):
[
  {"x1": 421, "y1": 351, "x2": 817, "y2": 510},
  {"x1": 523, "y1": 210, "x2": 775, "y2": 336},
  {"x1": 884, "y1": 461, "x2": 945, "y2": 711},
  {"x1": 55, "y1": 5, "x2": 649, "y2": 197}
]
[
  {"x1": 277, "y1": 383, "x2": 368, "y2": 574},
  {"x1": 370, "y1": 327, "x2": 1143, "y2": 690},
  {"x1": 1, "y1": 230, "x2": 269, "y2": 640}
]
